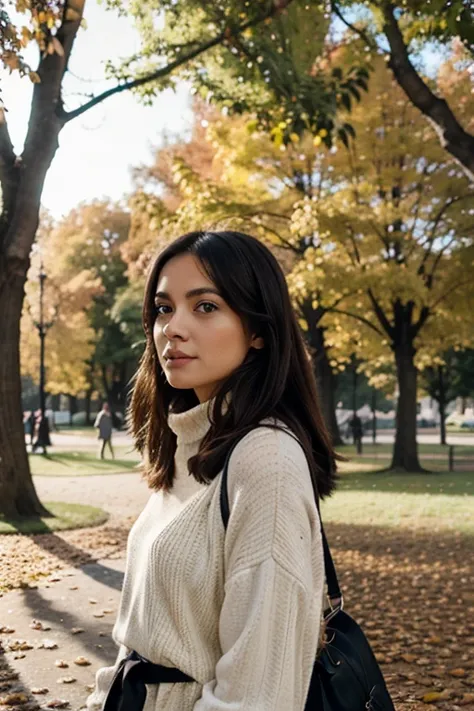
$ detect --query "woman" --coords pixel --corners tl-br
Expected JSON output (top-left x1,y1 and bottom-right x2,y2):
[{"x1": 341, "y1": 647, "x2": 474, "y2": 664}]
[{"x1": 86, "y1": 230, "x2": 337, "y2": 711}]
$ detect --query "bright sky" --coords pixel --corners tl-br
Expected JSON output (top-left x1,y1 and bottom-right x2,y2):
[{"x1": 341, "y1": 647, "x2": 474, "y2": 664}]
[{"x1": 1, "y1": 0, "x2": 193, "y2": 219}]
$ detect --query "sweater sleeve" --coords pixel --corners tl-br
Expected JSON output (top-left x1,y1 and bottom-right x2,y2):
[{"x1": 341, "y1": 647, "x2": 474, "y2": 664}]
[
  {"x1": 193, "y1": 426, "x2": 325, "y2": 711},
  {"x1": 85, "y1": 643, "x2": 128, "y2": 711}
]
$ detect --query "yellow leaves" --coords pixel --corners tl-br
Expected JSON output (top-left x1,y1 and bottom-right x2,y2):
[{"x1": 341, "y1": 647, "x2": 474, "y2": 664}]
[
  {"x1": 313, "y1": 135, "x2": 322, "y2": 147},
  {"x1": 3, "y1": 51, "x2": 20, "y2": 71},
  {"x1": 246, "y1": 119, "x2": 259, "y2": 134},
  {"x1": 21, "y1": 26, "x2": 32, "y2": 46},
  {"x1": 422, "y1": 690, "x2": 452, "y2": 703}
]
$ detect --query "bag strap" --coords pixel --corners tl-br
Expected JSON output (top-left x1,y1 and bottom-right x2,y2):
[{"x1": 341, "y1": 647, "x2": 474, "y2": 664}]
[{"x1": 219, "y1": 427, "x2": 342, "y2": 602}]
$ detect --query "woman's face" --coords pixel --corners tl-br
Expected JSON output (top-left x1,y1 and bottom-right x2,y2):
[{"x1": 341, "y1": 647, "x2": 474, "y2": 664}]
[{"x1": 153, "y1": 253, "x2": 263, "y2": 403}]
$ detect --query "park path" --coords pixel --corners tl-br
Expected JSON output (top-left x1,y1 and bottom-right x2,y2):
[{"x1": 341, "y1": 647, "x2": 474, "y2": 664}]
[{"x1": 33, "y1": 472, "x2": 150, "y2": 520}]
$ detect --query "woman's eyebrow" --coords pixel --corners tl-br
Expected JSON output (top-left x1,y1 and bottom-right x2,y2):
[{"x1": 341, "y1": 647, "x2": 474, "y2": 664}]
[{"x1": 154, "y1": 287, "x2": 221, "y2": 300}]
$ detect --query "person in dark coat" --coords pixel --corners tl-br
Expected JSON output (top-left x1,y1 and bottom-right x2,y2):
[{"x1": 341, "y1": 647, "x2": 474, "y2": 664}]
[{"x1": 94, "y1": 402, "x2": 115, "y2": 459}]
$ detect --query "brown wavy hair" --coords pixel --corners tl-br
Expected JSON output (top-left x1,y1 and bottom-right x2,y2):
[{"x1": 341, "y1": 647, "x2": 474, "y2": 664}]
[{"x1": 128, "y1": 230, "x2": 337, "y2": 499}]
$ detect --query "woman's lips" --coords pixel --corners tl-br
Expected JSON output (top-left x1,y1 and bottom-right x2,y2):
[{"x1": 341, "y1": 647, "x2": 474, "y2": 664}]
[{"x1": 165, "y1": 356, "x2": 196, "y2": 369}]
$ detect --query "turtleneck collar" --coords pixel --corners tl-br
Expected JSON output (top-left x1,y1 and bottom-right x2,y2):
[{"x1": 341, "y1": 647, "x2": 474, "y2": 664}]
[{"x1": 168, "y1": 399, "x2": 213, "y2": 445}]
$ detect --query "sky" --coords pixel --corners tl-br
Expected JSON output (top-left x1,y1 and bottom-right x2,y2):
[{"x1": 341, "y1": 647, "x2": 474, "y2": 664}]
[{"x1": 1, "y1": 0, "x2": 193, "y2": 219}]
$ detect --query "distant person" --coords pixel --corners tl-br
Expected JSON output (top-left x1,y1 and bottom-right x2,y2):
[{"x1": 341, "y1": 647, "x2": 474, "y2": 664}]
[
  {"x1": 349, "y1": 413, "x2": 363, "y2": 454},
  {"x1": 94, "y1": 402, "x2": 115, "y2": 459},
  {"x1": 32, "y1": 410, "x2": 51, "y2": 454},
  {"x1": 24, "y1": 410, "x2": 36, "y2": 446}
]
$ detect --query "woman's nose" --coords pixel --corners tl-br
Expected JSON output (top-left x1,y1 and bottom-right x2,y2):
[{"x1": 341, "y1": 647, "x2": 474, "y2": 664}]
[{"x1": 162, "y1": 310, "x2": 189, "y2": 340}]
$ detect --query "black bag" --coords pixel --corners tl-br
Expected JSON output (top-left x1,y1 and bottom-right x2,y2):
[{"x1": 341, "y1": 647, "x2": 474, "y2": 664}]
[{"x1": 219, "y1": 431, "x2": 395, "y2": 711}]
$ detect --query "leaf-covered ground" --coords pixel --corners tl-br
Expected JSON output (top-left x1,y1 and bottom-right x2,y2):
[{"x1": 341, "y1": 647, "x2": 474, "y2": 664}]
[{"x1": 1, "y1": 518, "x2": 473, "y2": 709}]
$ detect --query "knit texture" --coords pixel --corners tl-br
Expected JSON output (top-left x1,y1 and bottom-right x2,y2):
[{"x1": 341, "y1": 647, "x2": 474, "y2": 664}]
[{"x1": 86, "y1": 399, "x2": 325, "y2": 711}]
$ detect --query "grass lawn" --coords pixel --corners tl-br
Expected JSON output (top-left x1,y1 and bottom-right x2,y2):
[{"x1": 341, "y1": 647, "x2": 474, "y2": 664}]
[
  {"x1": 0, "y1": 502, "x2": 109, "y2": 534},
  {"x1": 30, "y1": 449, "x2": 141, "y2": 476},
  {"x1": 323, "y1": 468, "x2": 473, "y2": 535},
  {"x1": 340, "y1": 442, "x2": 474, "y2": 456}
]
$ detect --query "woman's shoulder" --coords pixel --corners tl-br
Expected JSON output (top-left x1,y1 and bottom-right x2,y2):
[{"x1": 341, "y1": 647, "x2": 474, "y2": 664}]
[{"x1": 226, "y1": 418, "x2": 312, "y2": 494}]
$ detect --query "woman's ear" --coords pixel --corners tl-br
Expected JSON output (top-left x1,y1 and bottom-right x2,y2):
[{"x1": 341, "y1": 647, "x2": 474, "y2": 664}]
[{"x1": 251, "y1": 335, "x2": 264, "y2": 350}]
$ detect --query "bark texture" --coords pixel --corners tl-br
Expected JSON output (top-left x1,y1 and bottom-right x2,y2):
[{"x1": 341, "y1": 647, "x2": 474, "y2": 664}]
[
  {"x1": 0, "y1": 263, "x2": 50, "y2": 516},
  {"x1": 391, "y1": 342, "x2": 425, "y2": 472}
]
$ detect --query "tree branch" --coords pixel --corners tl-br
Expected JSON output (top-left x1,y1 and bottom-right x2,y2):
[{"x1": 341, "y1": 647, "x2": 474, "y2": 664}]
[
  {"x1": 330, "y1": 1, "x2": 380, "y2": 53},
  {"x1": 330, "y1": 308, "x2": 385, "y2": 337},
  {"x1": 412, "y1": 304, "x2": 430, "y2": 337},
  {"x1": 430, "y1": 278, "x2": 472, "y2": 311},
  {"x1": 418, "y1": 193, "x2": 474, "y2": 275},
  {"x1": 382, "y1": 1, "x2": 474, "y2": 181},
  {"x1": 367, "y1": 287, "x2": 395, "y2": 339},
  {"x1": 62, "y1": 0, "x2": 296, "y2": 124}
]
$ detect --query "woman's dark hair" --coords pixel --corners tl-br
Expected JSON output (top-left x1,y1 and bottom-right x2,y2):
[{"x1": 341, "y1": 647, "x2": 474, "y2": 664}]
[{"x1": 128, "y1": 230, "x2": 337, "y2": 499}]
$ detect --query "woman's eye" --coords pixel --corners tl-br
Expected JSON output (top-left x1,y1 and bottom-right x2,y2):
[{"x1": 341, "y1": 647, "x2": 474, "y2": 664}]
[
  {"x1": 154, "y1": 302, "x2": 217, "y2": 316},
  {"x1": 196, "y1": 302, "x2": 218, "y2": 314},
  {"x1": 155, "y1": 304, "x2": 171, "y2": 316}
]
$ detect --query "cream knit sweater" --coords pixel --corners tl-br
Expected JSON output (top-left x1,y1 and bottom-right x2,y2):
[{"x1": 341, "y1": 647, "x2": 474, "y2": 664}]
[{"x1": 86, "y1": 400, "x2": 325, "y2": 711}]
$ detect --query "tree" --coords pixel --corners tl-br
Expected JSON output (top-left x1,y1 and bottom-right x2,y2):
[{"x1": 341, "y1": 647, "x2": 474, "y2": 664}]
[
  {"x1": 45, "y1": 202, "x2": 135, "y2": 412},
  {"x1": 332, "y1": 0, "x2": 474, "y2": 179},
  {"x1": 127, "y1": 106, "x2": 355, "y2": 443},
  {"x1": 21, "y1": 219, "x2": 101, "y2": 400},
  {"x1": 295, "y1": 55, "x2": 474, "y2": 471},
  {"x1": 421, "y1": 349, "x2": 474, "y2": 444},
  {"x1": 2, "y1": 0, "x2": 320, "y2": 517}
]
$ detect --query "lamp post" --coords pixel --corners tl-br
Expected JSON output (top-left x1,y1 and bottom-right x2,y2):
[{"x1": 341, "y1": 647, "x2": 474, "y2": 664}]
[
  {"x1": 31, "y1": 260, "x2": 57, "y2": 453},
  {"x1": 38, "y1": 262, "x2": 47, "y2": 418}
]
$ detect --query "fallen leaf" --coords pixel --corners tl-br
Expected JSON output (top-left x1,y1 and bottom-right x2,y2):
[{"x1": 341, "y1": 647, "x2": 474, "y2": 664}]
[
  {"x1": 422, "y1": 691, "x2": 446, "y2": 703},
  {"x1": 70, "y1": 628, "x2": 84, "y2": 635},
  {"x1": 31, "y1": 689, "x2": 49, "y2": 695},
  {"x1": 401, "y1": 654, "x2": 417, "y2": 663},
  {"x1": 0, "y1": 692, "x2": 29, "y2": 705},
  {"x1": 0, "y1": 627, "x2": 15, "y2": 634},
  {"x1": 74, "y1": 656, "x2": 91, "y2": 667},
  {"x1": 30, "y1": 620, "x2": 50, "y2": 631},
  {"x1": 56, "y1": 677, "x2": 76, "y2": 685},
  {"x1": 44, "y1": 700, "x2": 70, "y2": 709},
  {"x1": 38, "y1": 640, "x2": 58, "y2": 650},
  {"x1": 54, "y1": 661, "x2": 68, "y2": 669},
  {"x1": 88, "y1": 599, "x2": 97, "y2": 605},
  {"x1": 92, "y1": 613, "x2": 104, "y2": 619},
  {"x1": 450, "y1": 668, "x2": 467, "y2": 678},
  {"x1": 6, "y1": 640, "x2": 34, "y2": 652}
]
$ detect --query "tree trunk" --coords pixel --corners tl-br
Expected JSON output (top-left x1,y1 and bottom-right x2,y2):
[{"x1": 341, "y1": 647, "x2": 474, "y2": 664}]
[
  {"x1": 0, "y1": 264, "x2": 50, "y2": 517},
  {"x1": 371, "y1": 389, "x2": 377, "y2": 444},
  {"x1": 438, "y1": 365, "x2": 447, "y2": 446},
  {"x1": 68, "y1": 394, "x2": 78, "y2": 427},
  {"x1": 311, "y1": 327, "x2": 344, "y2": 446},
  {"x1": 85, "y1": 388, "x2": 93, "y2": 426},
  {"x1": 390, "y1": 342, "x2": 425, "y2": 471}
]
